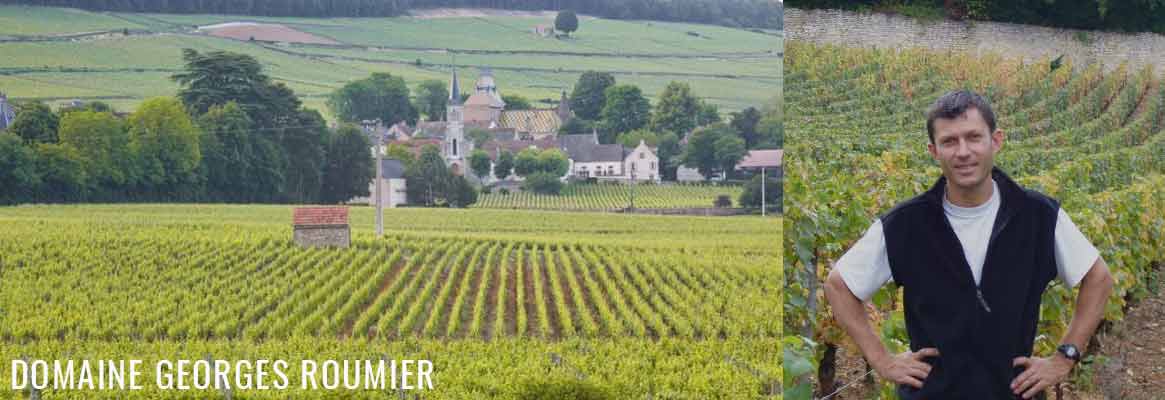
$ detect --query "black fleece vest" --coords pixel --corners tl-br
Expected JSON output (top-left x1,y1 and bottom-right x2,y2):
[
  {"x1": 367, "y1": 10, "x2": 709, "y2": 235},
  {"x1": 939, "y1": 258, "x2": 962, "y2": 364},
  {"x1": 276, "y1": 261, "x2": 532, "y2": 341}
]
[{"x1": 881, "y1": 168, "x2": 1059, "y2": 400}]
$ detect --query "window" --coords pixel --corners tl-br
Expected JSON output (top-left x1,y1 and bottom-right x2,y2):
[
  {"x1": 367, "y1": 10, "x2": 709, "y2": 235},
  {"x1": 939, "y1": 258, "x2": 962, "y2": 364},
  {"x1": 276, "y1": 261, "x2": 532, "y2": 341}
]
[
  {"x1": 452, "y1": 139, "x2": 458, "y2": 156},
  {"x1": 631, "y1": 163, "x2": 637, "y2": 172},
  {"x1": 650, "y1": 162, "x2": 655, "y2": 170},
  {"x1": 639, "y1": 152, "x2": 645, "y2": 159}
]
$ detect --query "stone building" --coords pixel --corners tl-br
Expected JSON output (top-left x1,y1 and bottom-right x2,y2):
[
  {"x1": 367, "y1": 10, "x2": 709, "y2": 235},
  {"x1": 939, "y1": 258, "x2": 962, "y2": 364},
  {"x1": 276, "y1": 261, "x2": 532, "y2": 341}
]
[{"x1": 292, "y1": 207, "x2": 350, "y2": 248}]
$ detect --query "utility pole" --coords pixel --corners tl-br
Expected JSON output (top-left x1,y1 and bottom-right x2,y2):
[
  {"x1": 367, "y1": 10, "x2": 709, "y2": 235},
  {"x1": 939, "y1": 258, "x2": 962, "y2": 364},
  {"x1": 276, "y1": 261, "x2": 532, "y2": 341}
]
[
  {"x1": 629, "y1": 170, "x2": 636, "y2": 210},
  {"x1": 761, "y1": 167, "x2": 766, "y2": 217},
  {"x1": 363, "y1": 119, "x2": 384, "y2": 236}
]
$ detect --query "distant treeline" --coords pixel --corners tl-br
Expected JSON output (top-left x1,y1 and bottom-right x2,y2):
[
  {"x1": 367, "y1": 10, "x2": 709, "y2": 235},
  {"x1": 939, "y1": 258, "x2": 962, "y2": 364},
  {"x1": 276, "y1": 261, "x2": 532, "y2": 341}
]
[
  {"x1": 0, "y1": 0, "x2": 783, "y2": 29},
  {"x1": 789, "y1": 0, "x2": 1164, "y2": 34}
]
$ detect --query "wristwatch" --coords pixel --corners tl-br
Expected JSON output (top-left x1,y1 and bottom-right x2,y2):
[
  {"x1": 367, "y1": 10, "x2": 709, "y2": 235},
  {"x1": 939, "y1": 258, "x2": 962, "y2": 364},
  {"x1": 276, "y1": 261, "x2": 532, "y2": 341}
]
[{"x1": 1056, "y1": 344, "x2": 1081, "y2": 363}]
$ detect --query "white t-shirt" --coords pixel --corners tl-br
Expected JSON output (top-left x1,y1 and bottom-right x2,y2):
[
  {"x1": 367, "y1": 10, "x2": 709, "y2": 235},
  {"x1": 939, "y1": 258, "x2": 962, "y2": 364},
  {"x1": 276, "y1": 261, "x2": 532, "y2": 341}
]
[{"x1": 835, "y1": 179, "x2": 1100, "y2": 301}]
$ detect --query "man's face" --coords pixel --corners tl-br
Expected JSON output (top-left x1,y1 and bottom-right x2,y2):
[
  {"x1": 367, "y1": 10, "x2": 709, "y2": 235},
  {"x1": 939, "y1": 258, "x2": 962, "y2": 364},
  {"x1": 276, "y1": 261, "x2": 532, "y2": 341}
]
[{"x1": 927, "y1": 107, "x2": 1003, "y2": 192}]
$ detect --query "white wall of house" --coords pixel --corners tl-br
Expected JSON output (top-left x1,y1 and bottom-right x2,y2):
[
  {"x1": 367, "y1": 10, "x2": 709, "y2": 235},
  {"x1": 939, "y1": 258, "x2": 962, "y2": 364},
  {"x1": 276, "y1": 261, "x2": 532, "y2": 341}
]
[
  {"x1": 353, "y1": 178, "x2": 407, "y2": 207},
  {"x1": 623, "y1": 141, "x2": 660, "y2": 182},
  {"x1": 573, "y1": 160, "x2": 623, "y2": 179}
]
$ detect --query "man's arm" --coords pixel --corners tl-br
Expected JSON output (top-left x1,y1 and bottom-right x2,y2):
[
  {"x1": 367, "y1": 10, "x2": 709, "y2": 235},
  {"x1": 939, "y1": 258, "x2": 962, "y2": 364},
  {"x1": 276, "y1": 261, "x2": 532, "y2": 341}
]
[
  {"x1": 1011, "y1": 257, "x2": 1113, "y2": 399},
  {"x1": 824, "y1": 268, "x2": 938, "y2": 388}
]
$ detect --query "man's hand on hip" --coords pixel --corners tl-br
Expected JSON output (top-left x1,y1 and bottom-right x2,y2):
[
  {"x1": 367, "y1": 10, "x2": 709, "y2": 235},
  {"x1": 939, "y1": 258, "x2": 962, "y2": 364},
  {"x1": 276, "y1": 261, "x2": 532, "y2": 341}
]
[
  {"x1": 871, "y1": 347, "x2": 939, "y2": 389},
  {"x1": 1011, "y1": 355, "x2": 1073, "y2": 399}
]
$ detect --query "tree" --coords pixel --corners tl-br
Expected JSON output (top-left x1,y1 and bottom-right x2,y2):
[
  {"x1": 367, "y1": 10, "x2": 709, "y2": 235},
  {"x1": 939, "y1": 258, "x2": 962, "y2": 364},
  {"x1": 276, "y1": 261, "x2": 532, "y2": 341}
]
[
  {"x1": 127, "y1": 97, "x2": 202, "y2": 196},
  {"x1": 469, "y1": 149, "x2": 493, "y2": 180},
  {"x1": 197, "y1": 102, "x2": 255, "y2": 202},
  {"x1": 730, "y1": 107, "x2": 763, "y2": 148},
  {"x1": 756, "y1": 98, "x2": 783, "y2": 148},
  {"x1": 446, "y1": 175, "x2": 478, "y2": 208},
  {"x1": 558, "y1": 117, "x2": 594, "y2": 135},
  {"x1": 536, "y1": 149, "x2": 570, "y2": 177},
  {"x1": 570, "y1": 71, "x2": 615, "y2": 120},
  {"x1": 386, "y1": 143, "x2": 416, "y2": 169},
  {"x1": 494, "y1": 150, "x2": 515, "y2": 180},
  {"x1": 616, "y1": 129, "x2": 659, "y2": 147},
  {"x1": 172, "y1": 49, "x2": 300, "y2": 130},
  {"x1": 739, "y1": 172, "x2": 781, "y2": 213},
  {"x1": 697, "y1": 100, "x2": 721, "y2": 126},
  {"x1": 598, "y1": 84, "x2": 651, "y2": 141},
  {"x1": 650, "y1": 81, "x2": 700, "y2": 136},
  {"x1": 414, "y1": 80, "x2": 448, "y2": 122},
  {"x1": 33, "y1": 143, "x2": 89, "y2": 203},
  {"x1": 9, "y1": 102, "x2": 59, "y2": 144},
  {"x1": 321, "y1": 124, "x2": 373, "y2": 204},
  {"x1": 555, "y1": 10, "x2": 579, "y2": 36},
  {"x1": 680, "y1": 123, "x2": 736, "y2": 179},
  {"x1": 0, "y1": 133, "x2": 40, "y2": 205},
  {"x1": 467, "y1": 127, "x2": 493, "y2": 147},
  {"x1": 58, "y1": 110, "x2": 134, "y2": 196},
  {"x1": 713, "y1": 133, "x2": 746, "y2": 177},
  {"x1": 513, "y1": 148, "x2": 541, "y2": 177},
  {"x1": 522, "y1": 172, "x2": 563, "y2": 195},
  {"x1": 405, "y1": 144, "x2": 451, "y2": 206},
  {"x1": 656, "y1": 132, "x2": 682, "y2": 181},
  {"x1": 281, "y1": 108, "x2": 330, "y2": 203},
  {"x1": 328, "y1": 72, "x2": 416, "y2": 126},
  {"x1": 501, "y1": 94, "x2": 533, "y2": 110}
]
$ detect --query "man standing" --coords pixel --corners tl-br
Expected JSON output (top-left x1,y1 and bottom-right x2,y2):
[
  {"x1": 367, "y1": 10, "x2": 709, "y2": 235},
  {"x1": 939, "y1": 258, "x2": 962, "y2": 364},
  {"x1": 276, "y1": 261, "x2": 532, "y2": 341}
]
[{"x1": 824, "y1": 90, "x2": 1114, "y2": 399}]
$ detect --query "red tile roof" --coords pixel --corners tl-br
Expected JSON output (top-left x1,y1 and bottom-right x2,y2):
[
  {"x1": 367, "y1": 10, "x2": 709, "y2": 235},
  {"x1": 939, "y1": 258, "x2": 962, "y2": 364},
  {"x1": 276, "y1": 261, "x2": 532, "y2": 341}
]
[
  {"x1": 293, "y1": 207, "x2": 349, "y2": 226},
  {"x1": 737, "y1": 149, "x2": 783, "y2": 169}
]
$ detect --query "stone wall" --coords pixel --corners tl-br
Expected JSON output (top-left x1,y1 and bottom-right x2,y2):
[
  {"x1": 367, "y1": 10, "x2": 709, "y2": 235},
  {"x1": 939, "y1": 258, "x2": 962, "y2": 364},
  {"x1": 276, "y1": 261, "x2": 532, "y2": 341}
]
[
  {"x1": 785, "y1": 8, "x2": 1165, "y2": 72},
  {"x1": 293, "y1": 226, "x2": 350, "y2": 248}
]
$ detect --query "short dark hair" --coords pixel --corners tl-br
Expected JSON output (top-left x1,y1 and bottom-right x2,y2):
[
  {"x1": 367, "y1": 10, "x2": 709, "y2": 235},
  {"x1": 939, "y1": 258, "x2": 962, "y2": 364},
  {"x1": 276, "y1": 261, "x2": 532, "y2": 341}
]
[{"x1": 925, "y1": 90, "x2": 996, "y2": 143}]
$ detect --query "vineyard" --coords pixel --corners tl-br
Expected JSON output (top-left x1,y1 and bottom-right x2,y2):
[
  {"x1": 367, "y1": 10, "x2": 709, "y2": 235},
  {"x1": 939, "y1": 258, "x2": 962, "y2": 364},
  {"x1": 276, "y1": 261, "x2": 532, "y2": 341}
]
[
  {"x1": 782, "y1": 42, "x2": 1165, "y2": 398},
  {"x1": 0, "y1": 205, "x2": 781, "y2": 398},
  {"x1": 474, "y1": 183, "x2": 744, "y2": 210}
]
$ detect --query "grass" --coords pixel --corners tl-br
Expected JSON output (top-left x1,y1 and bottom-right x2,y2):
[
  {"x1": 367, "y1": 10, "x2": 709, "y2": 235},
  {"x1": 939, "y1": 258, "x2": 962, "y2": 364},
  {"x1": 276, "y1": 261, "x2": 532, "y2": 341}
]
[{"x1": 0, "y1": 6, "x2": 780, "y2": 115}]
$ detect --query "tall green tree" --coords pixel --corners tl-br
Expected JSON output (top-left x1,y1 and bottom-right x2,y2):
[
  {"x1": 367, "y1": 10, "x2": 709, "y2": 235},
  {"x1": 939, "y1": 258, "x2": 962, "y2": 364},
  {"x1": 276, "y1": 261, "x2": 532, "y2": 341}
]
[
  {"x1": 730, "y1": 107, "x2": 763, "y2": 148},
  {"x1": 713, "y1": 133, "x2": 746, "y2": 177},
  {"x1": 172, "y1": 49, "x2": 300, "y2": 130},
  {"x1": 9, "y1": 102, "x2": 59, "y2": 144},
  {"x1": 502, "y1": 94, "x2": 533, "y2": 110},
  {"x1": 494, "y1": 150, "x2": 515, "y2": 179},
  {"x1": 681, "y1": 123, "x2": 737, "y2": 179},
  {"x1": 197, "y1": 102, "x2": 257, "y2": 202},
  {"x1": 697, "y1": 100, "x2": 721, "y2": 126},
  {"x1": 598, "y1": 84, "x2": 651, "y2": 142},
  {"x1": 58, "y1": 110, "x2": 134, "y2": 196},
  {"x1": 405, "y1": 144, "x2": 451, "y2": 206},
  {"x1": 656, "y1": 132, "x2": 682, "y2": 181},
  {"x1": 536, "y1": 149, "x2": 570, "y2": 177},
  {"x1": 650, "y1": 81, "x2": 700, "y2": 136},
  {"x1": 321, "y1": 124, "x2": 373, "y2": 204},
  {"x1": 33, "y1": 143, "x2": 88, "y2": 202},
  {"x1": 570, "y1": 71, "x2": 615, "y2": 120},
  {"x1": 127, "y1": 97, "x2": 202, "y2": 196},
  {"x1": 386, "y1": 143, "x2": 417, "y2": 169},
  {"x1": 555, "y1": 10, "x2": 580, "y2": 36},
  {"x1": 414, "y1": 79, "x2": 448, "y2": 122},
  {"x1": 513, "y1": 148, "x2": 541, "y2": 177},
  {"x1": 446, "y1": 175, "x2": 478, "y2": 208},
  {"x1": 0, "y1": 133, "x2": 40, "y2": 205},
  {"x1": 616, "y1": 129, "x2": 659, "y2": 147},
  {"x1": 281, "y1": 109, "x2": 330, "y2": 203},
  {"x1": 756, "y1": 98, "x2": 783, "y2": 148},
  {"x1": 469, "y1": 149, "x2": 493, "y2": 180},
  {"x1": 328, "y1": 72, "x2": 416, "y2": 125}
]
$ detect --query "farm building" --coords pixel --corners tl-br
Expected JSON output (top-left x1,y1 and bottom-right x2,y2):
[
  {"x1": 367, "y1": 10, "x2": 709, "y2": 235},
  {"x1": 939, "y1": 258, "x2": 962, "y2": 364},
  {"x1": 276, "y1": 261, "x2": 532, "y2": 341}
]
[
  {"x1": 291, "y1": 207, "x2": 350, "y2": 248},
  {"x1": 351, "y1": 159, "x2": 408, "y2": 208}
]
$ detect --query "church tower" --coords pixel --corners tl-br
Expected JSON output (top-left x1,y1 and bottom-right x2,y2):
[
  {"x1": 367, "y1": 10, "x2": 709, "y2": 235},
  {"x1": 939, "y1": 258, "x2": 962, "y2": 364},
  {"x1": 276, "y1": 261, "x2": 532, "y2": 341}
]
[{"x1": 445, "y1": 67, "x2": 467, "y2": 174}]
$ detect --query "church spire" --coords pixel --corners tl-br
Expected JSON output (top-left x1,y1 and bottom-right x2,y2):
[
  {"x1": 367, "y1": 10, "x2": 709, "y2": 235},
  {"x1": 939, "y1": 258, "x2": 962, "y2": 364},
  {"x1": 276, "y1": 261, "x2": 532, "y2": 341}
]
[{"x1": 449, "y1": 64, "x2": 462, "y2": 106}]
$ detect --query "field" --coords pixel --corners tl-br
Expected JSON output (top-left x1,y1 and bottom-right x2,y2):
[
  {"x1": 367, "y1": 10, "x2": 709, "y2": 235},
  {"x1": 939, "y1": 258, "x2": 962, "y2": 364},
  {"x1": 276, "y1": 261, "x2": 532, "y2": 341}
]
[
  {"x1": 0, "y1": 5, "x2": 781, "y2": 117},
  {"x1": 782, "y1": 42, "x2": 1165, "y2": 398},
  {"x1": 474, "y1": 183, "x2": 744, "y2": 210},
  {"x1": 0, "y1": 205, "x2": 781, "y2": 398}
]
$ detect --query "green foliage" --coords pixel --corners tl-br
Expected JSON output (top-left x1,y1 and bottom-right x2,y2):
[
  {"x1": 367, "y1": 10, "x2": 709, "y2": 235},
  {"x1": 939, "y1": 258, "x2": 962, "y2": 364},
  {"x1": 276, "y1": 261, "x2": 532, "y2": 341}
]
[
  {"x1": 537, "y1": 149, "x2": 570, "y2": 177},
  {"x1": 197, "y1": 102, "x2": 260, "y2": 202},
  {"x1": 405, "y1": 144, "x2": 451, "y2": 206},
  {"x1": 517, "y1": 376, "x2": 613, "y2": 400},
  {"x1": 172, "y1": 49, "x2": 301, "y2": 130},
  {"x1": 570, "y1": 71, "x2": 615, "y2": 120},
  {"x1": 555, "y1": 10, "x2": 580, "y2": 35},
  {"x1": 598, "y1": 84, "x2": 651, "y2": 141},
  {"x1": 495, "y1": 150, "x2": 515, "y2": 179},
  {"x1": 730, "y1": 106, "x2": 764, "y2": 148},
  {"x1": 58, "y1": 110, "x2": 132, "y2": 189},
  {"x1": 127, "y1": 97, "x2": 201, "y2": 192},
  {"x1": 328, "y1": 72, "x2": 417, "y2": 125},
  {"x1": 0, "y1": 133, "x2": 39, "y2": 204},
  {"x1": 446, "y1": 175, "x2": 478, "y2": 207},
  {"x1": 502, "y1": 94, "x2": 533, "y2": 110},
  {"x1": 522, "y1": 172, "x2": 564, "y2": 195},
  {"x1": 32, "y1": 142, "x2": 88, "y2": 202},
  {"x1": 681, "y1": 123, "x2": 738, "y2": 179},
  {"x1": 650, "y1": 81, "x2": 700, "y2": 136},
  {"x1": 9, "y1": 101, "x2": 59, "y2": 144},
  {"x1": 280, "y1": 109, "x2": 330, "y2": 203},
  {"x1": 559, "y1": 117, "x2": 595, "y2": 136},
  {"x1": 467, "y1": 127, "x2": 493, "y2": 147},
  {"x1": 616, "y1": 129, "x2": 659, "y2": 147},
  {"x1": 696, "y1": 100, "x2": 721, "y2": 126},
  {"x1": 713, "y1": 133, "x2": 746, "y2": 175},
  {"x1": 469, "y1": 149, "x2": 493, "y2": 179},
  {"x1": 739, "y1": 172, "x2": 781, "y2": 212},
  {"x1": 514, "y1": 148, "x2": 541, "y2": 177},
  {"x1": 476, "y1": 182, "x2": 743, "y2": 209},
  {"x1": 414, "y1": 79, "x2": 449, "y2": 122},
  {"x1": 386, "y1": 143, "x2": 417, "y2": 169},
  {"x1": 656, "y1": 132, "x2": 682, "y2": 181},
  {"x1": 321, "y1": 124, "x2": 373, "y2": 204}
]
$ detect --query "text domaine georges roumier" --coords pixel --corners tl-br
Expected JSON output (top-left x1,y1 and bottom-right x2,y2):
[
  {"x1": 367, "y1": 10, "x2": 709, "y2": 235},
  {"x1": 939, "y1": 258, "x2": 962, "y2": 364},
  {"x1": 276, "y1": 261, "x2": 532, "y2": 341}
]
[{"x1": 9, "y1": 359, "x2": 433, "y2": 391}]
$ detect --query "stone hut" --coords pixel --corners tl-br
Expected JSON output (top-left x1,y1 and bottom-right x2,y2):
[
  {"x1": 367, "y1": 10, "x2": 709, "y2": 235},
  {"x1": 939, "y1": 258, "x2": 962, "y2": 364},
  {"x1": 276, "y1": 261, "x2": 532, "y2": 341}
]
[{"x1": 292, "y1": 207, "x2": 350, "y2": 248}]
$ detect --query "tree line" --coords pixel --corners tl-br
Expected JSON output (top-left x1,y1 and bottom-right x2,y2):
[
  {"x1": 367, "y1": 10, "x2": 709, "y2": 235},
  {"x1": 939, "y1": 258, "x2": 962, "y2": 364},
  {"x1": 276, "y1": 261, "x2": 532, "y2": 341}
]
[
  {"x1": 1, "y1": 0, "x2": 782, "y2": 29},
  {"x1": 0, "y1": 49, "x2": 374, "y2": 205},
  {"x1": 789, "y1": 0, "x2": 1165, "y2": 34}
]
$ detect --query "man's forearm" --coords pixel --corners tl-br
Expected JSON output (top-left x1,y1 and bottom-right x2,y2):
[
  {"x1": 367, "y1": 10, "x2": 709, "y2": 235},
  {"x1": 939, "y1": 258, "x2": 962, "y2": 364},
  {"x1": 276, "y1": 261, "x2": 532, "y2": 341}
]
[
  {"x1": 1059, "y1": 258, "x2": 1113, "y2": 351},
  {"x1": 825, "y1": 271, "x2": 891, "y2": 366}
]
